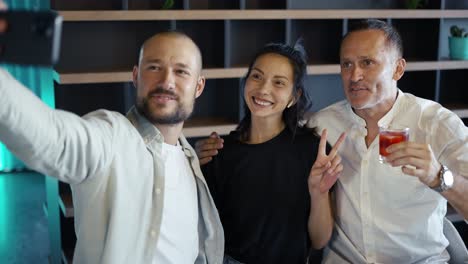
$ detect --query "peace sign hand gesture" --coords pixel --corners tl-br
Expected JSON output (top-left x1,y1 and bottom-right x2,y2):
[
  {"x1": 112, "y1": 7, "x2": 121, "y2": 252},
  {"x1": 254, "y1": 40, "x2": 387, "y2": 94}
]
[{"x1": 308, "y1": 129, "x2": 346, "y2": 196}]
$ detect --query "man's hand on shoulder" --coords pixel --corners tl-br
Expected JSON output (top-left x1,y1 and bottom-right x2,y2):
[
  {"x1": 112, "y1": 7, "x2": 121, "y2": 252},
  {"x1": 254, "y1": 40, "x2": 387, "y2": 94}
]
[{"x1": 195, "y1": 131, "x2": 223, "y2": 166}]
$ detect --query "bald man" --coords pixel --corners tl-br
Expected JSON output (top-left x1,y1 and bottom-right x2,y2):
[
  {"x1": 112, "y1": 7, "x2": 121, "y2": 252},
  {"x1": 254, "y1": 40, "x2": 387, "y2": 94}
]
[{"x1": 0, "y1": 32, "x2": 224, "y2": 263}]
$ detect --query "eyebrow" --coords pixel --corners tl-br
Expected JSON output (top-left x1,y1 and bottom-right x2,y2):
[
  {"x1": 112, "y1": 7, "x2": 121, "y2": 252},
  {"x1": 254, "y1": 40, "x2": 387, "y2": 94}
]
[
  {"x1": 274, "y1": 75, "x2": 289, "y2": 81},
  {"x1": 175, "y1": 62, "x2": 191, "y2": 69},
  {"x1": 252, "y1": 67, "x2": 264, "y2": 75},
  {"x1": 143, "y1": 59, "x2": 192, "y2": 70},
  {"x1": 340, "y1": 55, "x2": 374, "y2": 62},
  {"x1": 143, "y1": 58, "x2": 162, "y2": 64},
  {"x1": 341, "y1": 55, "x2": 371, "y2": 59},
  {"x1": 252, "y1": 67, "x2": 290, "y2": 81}
]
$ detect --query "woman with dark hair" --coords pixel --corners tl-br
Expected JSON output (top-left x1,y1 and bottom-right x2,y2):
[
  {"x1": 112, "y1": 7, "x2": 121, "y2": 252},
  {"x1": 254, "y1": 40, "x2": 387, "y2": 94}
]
[{"x1": 197, "y1": 42, "x2": 345, "y2": 264}]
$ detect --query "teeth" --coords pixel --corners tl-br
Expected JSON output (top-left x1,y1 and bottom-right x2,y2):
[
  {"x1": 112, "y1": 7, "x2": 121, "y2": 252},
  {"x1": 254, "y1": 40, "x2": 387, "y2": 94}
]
[
  {"x1": 157, "y1": 95, "x2": 173, "y2": 100},
  {"x1": 254, "y1": 97, "x2": 272, "y2": 106}
]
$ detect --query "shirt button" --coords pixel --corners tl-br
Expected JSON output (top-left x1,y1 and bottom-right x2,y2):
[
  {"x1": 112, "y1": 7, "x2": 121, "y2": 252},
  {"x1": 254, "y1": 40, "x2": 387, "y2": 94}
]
[
  {"x1": 150, "y1": 230, "x2": 156, "y2": 237},
  {"x1": 156, "y1": 188, "x2": 161, "y2": 194}
]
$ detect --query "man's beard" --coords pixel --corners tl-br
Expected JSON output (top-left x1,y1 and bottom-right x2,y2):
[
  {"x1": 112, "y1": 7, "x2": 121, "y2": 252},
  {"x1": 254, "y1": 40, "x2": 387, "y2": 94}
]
[{"x1": 136, "y1": 87, "x2": 195, "y2": 125}]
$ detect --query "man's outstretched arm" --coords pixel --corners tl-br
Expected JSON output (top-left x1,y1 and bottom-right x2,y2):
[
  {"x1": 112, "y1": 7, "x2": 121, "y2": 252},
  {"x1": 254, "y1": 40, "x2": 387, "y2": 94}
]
[{"x1": 0, "y1": 69, "x2": 115, "y2": 183}]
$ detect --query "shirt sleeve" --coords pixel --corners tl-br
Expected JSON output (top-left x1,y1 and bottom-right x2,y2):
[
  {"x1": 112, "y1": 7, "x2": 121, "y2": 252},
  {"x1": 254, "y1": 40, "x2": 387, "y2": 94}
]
[
  {"x1": 0, "y1": 68, "x2": 115, "y2": 184},
  {"x1": 428, "y1": 107, "x2": 468, "y2": 177}
]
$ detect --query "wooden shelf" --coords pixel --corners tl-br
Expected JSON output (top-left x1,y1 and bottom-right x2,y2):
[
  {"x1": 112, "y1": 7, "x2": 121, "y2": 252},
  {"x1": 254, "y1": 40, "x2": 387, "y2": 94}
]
[
  {"x1": 57, "y1": 71, "x2": 132, "y2": 84},
  {"x1": 58, "y1": 9, "x2": 468, "y2": 21},
  {"x1": 56, "y1": 61, "x2": 468, "y2": 84},
  {"x1": 183, "y1": 118, "x2": 237, "y2": 138},
  {"x1": 56, "y1": 68, "x2": 248, "y2": 84},
  {"x1": 453, "y1": 109, "x2": 468, "y2": 118},
  {"x1": 445, "y1": 104, "x2": 468, "y2": 118},
  {"x1": 202, "y1": 67, "x2": 247, "y2": 79},
  {"x1": 405, "y1": 60, "x2": 468, "y2": 71},
  {"x1": 59, "y1": 193, "x2": 74, "y2": 218},
  {"x1": 307, "y1": 64, "x2": 341, "y2": 75}
]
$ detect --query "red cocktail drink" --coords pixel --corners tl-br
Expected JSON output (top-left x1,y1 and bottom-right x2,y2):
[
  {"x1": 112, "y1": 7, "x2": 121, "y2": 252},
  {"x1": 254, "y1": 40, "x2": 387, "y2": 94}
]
[{"x1": 379, "y1": 127, "x2": 410, "y2": 163}]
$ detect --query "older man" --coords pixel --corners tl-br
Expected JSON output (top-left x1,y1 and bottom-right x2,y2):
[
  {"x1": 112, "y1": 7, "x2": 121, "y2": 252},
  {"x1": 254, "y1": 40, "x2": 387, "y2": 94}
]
[{"x1": 307, "y1": 19, "x2": 468, "y2": 263}]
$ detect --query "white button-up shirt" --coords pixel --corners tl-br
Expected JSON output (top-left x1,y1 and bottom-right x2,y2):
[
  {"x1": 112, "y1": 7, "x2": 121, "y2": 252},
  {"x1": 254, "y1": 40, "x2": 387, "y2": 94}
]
[{"x1": 308, "y1": 90, "x2": 468, "y2": 263}]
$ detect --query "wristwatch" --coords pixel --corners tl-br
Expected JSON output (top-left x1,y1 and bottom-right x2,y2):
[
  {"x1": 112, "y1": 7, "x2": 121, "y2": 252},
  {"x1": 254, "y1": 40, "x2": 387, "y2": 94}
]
[{"x1": 431, "y1": 164, "x2": 454, "y2": 193}]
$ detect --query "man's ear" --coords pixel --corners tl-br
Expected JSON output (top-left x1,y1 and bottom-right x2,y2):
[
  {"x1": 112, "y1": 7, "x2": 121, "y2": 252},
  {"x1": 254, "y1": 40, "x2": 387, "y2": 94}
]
[
  {"x1": 393, "y1": 58, "x2": 406, "y2": 81},
  {"x1": 195, "y1": 76, "x2": 206, "y2": 98},
  {"x1": 132, "y1": 65, "x2": 139, "y2": 89}
]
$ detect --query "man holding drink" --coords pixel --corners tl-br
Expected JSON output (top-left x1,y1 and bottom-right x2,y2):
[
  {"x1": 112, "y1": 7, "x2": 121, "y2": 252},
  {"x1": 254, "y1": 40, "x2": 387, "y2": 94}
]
[{"x1": 307, "y1": 19, "x2": 468, "y2": 263}]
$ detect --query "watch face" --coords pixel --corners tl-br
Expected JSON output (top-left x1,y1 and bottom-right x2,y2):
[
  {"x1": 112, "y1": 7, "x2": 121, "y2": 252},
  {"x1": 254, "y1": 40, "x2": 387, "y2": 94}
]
[{"x1": 444, "y1": 169, "x2": 454, "y2": 187}]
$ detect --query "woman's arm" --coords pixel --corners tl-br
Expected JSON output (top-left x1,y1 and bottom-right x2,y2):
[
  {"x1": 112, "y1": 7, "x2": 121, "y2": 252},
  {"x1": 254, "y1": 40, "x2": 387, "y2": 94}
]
[{"x1": 307, "y1": 129, "x2": 345, "y2": 248}]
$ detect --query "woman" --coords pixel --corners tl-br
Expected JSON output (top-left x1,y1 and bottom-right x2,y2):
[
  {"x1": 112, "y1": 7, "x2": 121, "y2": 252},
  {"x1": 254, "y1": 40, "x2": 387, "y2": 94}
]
[{"x1": 197, "y1": 42, "x2": 345, "y2": 264}]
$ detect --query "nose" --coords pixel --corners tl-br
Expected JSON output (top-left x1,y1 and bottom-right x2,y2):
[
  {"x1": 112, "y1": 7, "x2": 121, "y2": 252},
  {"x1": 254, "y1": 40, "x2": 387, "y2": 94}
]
[
  {"x1": 159, "y1": 68, "x2": 175, "y2": 90},
  {"x1": 257, "y1": 80, "x2": 271, "y2": 95},
  {"x1": 350, "y1": 66, "x2": 363, "y2": 82}
]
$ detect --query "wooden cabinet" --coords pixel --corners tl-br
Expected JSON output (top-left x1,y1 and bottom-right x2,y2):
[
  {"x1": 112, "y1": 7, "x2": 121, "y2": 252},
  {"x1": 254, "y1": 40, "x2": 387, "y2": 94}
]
[{"x1": 47, "y1": 0, "x2": 468, "y2": 262}]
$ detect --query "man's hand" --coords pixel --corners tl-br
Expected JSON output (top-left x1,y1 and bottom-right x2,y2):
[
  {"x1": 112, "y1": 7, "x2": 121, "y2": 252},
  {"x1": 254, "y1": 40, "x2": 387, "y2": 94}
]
[
  {"x1": 195, "y1": 132, "x2": 224, "y2": 166},
  {"x1": 308, "y1": 129, "x2": 346, "y2": 195},
  {"x1": 386, "y1": 142, "x2": 441, "y2": 187}
]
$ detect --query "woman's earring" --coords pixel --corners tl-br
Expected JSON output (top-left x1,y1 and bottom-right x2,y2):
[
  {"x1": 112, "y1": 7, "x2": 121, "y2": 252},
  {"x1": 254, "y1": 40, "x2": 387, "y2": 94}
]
[{"x1": 287, "y1": 101, "x2": 293, "y2": 108}]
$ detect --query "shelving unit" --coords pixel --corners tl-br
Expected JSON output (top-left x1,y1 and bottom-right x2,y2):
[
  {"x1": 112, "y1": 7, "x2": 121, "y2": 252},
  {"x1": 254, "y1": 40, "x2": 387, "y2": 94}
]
[
  {"x1": 55, "y1": 59, "x2": 468, "y2": 120},
  {"x1": 45, "y1": 0, "x2": 468, "y2": 262},
  {"x1": 57, "y1": 60, "x2": 468, "y2": 79},
  {"x1": 53, "y1": 9, "x2": 468, "y2": 126}
]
